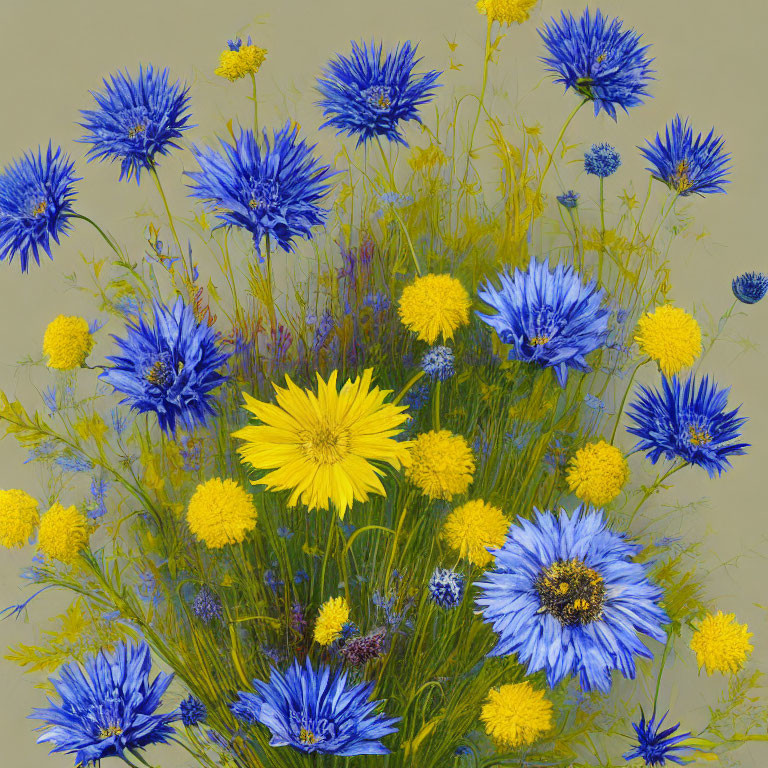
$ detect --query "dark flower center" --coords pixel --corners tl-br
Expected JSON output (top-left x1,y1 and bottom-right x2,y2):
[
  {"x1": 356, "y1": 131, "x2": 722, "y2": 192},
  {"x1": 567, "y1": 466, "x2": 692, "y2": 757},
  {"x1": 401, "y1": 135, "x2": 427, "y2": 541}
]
[
  {"x1": 300, "y1": 421, "x2": 350, "y2": 465},
  {"x1": 534, "y1": 558, "x2": 605, "y2": 626},
  {"x1": 144, "y1": 358, "x2": 175, "y2": 389},
  {"x1": 363, "y1": 85, "x2": 394, "y2": 112}
]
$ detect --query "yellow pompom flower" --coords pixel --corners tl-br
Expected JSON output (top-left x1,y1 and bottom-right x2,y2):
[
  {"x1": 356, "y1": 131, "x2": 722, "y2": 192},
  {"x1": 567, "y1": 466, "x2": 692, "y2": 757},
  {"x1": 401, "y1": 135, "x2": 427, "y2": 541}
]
[
  {"x1": 481, "y1": 682, "x2": 553, "y2": 748},
  {"x1": 443, "y1": 499, "x2": 509, "y2": 567},
  {"x1": 0, "y1": 489, "x2": 39, "y2": 548},
  {"x1": 399, "y1": 274, "x2": 471, "y2": 343},
  {"x1": 234, "y1": 369, "x2": 411, "y2": 517},
  {"x1": 566, "y1": 440, "x2": 629, "y2": 506},
  {"x1": 476, "y1": 0, "x2": 538, "y2": 26},
  {"x1": 690, "y1": 611, "x2": 753, "y2": 675},
  {"x1": 406, "y1": 430, "x2": 475, "y2": 500},
  {"x1": 38, "y1": 503, "x2": 88, "y2": 563},
  {"x1": 186, "y1": 478, "x2": 257, "y2": 549},
  {"x1": 215, "y1": 42, "x2": 267, "y2": 81},
  {"x1": 635, "y1": 305, "x2": 702, "y2": 377},
  {"x1": 314, "y1": 596, "x2": 350, "y2": 646},
  {"x1": 43, "y1": 315, "x2": 94, "y2": 370}
]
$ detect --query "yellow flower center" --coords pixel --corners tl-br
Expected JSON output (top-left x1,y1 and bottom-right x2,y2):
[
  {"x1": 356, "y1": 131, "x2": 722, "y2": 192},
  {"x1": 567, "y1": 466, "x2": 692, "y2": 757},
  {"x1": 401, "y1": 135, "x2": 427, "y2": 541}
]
[
  {"x1": 535, "y1": 558, "x2": 605, "y2": 626},
  {"x1": 529, "y1": 335, "x2": 550, "y2": 346},
  {"x1": 32, "y1": 200, "x2": 47, "y2": 217},
  {"x1": 300, "y1": 421, "x2": 350, "y2": 465},
  {"x1": 688, "y1": 424, "x2": 712, "y2": 446},
  {"x1": 672, "y1": 159, "x2": 692, "y2": 193},
  {"x1": 98, "y1": 724, "x2": 124, "y2": 740},
  {"x1": 128, "y1": 124, "x2": 146, "y2": 139},
  {"x1": 299, "y1": 728, "x2": 317, "y2": 745},
  {"x1": 596, "y1": 52, "x2": 607, "y2": 63}
]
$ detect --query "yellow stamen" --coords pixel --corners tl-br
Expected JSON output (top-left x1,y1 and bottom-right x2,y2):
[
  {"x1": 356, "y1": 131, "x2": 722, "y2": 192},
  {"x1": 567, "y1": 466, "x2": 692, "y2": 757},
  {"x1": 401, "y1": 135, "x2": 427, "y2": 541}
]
[
  {"x1": 127, "y1": 124, "x2": 146, "y2": 139},
  {"x1": 300, "y1": 728, "x2": 317, "y2": 745},
  {"x1": 32, "y1": 200, "x2": 47, "y2": 217},
  {"x1": 529, "y1": 335, "x2": 550, "y2": 346},
  {"x1": 688, "y1": 425, "x2": 711, "y2": 446}
]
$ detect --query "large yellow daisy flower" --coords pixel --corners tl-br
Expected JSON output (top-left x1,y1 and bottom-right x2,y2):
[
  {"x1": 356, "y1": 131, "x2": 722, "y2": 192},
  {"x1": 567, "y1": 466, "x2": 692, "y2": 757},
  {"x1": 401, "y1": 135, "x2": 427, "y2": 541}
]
[{"x1": 234, "y1": 369, "x2": 411, "y2": 516}]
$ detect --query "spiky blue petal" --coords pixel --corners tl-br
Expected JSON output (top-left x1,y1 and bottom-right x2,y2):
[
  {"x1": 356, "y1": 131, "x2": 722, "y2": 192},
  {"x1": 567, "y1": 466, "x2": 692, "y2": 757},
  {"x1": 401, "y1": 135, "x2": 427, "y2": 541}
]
[
  {"x1": 187, "y1": 124, "x2": 333, "y2": 254},
  {"x1": 626, "y1": 374, "x2": 748, "y2": 477},
  {"x1": 100, "y1": 298, "x2": 229, "y2": 434},
  {"x1": 539, "y1": 9, "x2": 654, "y2": 119},
  {"x1": 0, "y1": 143, "x2": 78, "y2": 272},
  {"x1": 30, "y1": 642, "x2": 175, "y2": 766},
  {"x1": 231, "y1": 657, "x2": 398, "y2": 755},
  {"x1": 316, "y1": 41, "x2": 441, "y2": 146},
  {"x1": 79, "y1": 65, "x2": 192, "y2": 184},
  {"x1": 476, "y1": 508, "x2": 668, "y2": 693},
  {"x1": 639, "y1": 115, "x2": 730, "y2": 196},
  {"x1": 624, "y1": 709, "x2": 696, "y2": 766},
  {"x1": 477, "y1": 258, "x2": 609, "y2": 386},
  {"x1": 732, "y1": 272, "x2": 768, "y2": 304}
]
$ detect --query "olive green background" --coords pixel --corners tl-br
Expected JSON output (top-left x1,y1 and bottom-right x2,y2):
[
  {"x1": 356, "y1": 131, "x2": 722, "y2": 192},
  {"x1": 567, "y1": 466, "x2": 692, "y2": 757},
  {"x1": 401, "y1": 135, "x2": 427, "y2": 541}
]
[{"x1": 0, "y1": 0, "x2": 766, "y2": 765}]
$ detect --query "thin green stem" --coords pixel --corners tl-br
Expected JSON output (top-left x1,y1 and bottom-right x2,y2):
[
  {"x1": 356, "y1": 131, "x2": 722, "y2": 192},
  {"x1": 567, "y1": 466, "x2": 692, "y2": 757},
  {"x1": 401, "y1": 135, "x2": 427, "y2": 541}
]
[
  {"x1": 263, "y1": 233, "x2": 277, "y2": 329},
  {"x1": 598, "y1": 176, "x2": 606, "y2": 282},
  {"x1": 70, "y1": 213, "x2": 123, "y2": 259},
  {"x1": 627, "y1": 462, "x2": 686, "y2": 526},
  {"x1": 460, "y1": 17, "x2": 493, "y2": 192},
  {"x1": 392, "y1": 370, "x2": 425, "y2": 406},
  {"x1": 149, "y1": 164, "x2": 187, "y2": 279},
  {"x1": 696, "y1": 299, "x2": 738, "y2": 373},
  {"x1": 249, "y1": 72, "x2": 259, "y2": 133},
  {"x1": 610, "y1": 358, "x2": 649, "y2": 445},
  {"x1": 535, "y1": 97, "x2": 588, "y2": 200},
  {"x1": 653, "y1": 633, "x2": 673, "y2": 715},
  {"x1": 432, "y1": 380, "x2": 441, "y2": 431}
]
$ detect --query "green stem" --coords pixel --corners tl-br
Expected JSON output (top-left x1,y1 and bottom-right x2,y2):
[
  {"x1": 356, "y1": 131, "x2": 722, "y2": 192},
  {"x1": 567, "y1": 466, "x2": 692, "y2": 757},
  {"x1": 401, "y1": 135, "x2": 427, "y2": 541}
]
[
  {"x1": 598, "y1": 176, "x2": 606, "y2": 282},
  {"x1": 249, "y1": 72, "x2": 259, "y2": 133},
  {"x1": 392, "y1": 370, "x2": 425, "y2": 406},
  {"x1": 149, "y1": 164, "x2": 187, "y2": 278},
  {"x1": 535, "y1": 98, "x2": 589, "y2": 200},
  {"x1": 432, "y1": 380, "x2": 441, "y2": 431},
  {"x1": 460, "y1": 17, "x2": 493, "y2": 193},
  {"x1": 610, "y1": 358, "x2": 649, "y2": 445},
  {"x1": 627, "y1": 462, "x2": 686, "y2": 526},
  {"x1": 696, "y1": 299, "x2": 738, "y2": 373},
  {"x1": 649, "y1": 191, "x2": 680, "y2": 250},
  {"x1": 70, "y1": 213, "x2": 123, "y2": 259},
  {"x1": 653, "y1": 633, "x2": 673, "y2": 715},
  {"x1": 263, "y1": 233, "x2": 277, "y2": 329}
]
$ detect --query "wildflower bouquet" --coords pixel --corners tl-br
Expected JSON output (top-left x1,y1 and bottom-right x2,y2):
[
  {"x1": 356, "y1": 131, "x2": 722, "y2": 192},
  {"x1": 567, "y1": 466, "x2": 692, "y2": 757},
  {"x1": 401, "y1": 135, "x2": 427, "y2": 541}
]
[{"x1": 1, "y1": 5, "x2": 766, "y2": 768}]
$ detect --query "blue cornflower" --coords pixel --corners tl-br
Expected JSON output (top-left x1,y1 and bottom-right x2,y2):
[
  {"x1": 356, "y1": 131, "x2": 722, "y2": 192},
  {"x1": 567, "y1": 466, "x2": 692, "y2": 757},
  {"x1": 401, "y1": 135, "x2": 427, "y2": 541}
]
[
  {"x1": 79, "y1": 65, "x2": 192, "y2": 183},
  {"x1": 626, "y1": 374, "x2": 748, "y2": 477},
  {"x1": 192, "y1": 585, "x2": 222, "y2": 624},
  {"x1": 42, "y1": 386, "x2": 59, "y2": 415},
  {"x1": 187, "y1": 123, "x2": 333, "y2": 255},
  {"x1": 477, "y1": 258, "x2": 609, "y2": 387},
  {"x1": 539, "y1": 9, "x2": 654, "y2": 119},
  {"x1": 0, "y1": 143, "x2": 78, "y2": 272},
  {"x1": 316, "y1": 40, "x2": 441, "y2": 146},
  {"x1": 231, "y1": 658, "x2": 398, "y2": 755},
  {"x1": 30, "y1": 642, "x2": 175, "y2": 765},
  {"x1": 55, "y1": 453, "x2": 93, "y2": 473},
  {"x1": 639, "y1": 115, "x2": 730, "y2": 196},
  {"x1": 476, "y1": 507, "x2": 668, "y2": 693},
  {"x1": 110, "y1": 407, "x2": 129, "y2": 435},
  {"x1": 584, "y1": 143, "x2": 621, "y2": 177},
  {"x1": 421, "y1": 345, "x2": 455, "y2": 381},
  {"x1": 363, "y1": 291, "x2": 390, "y2": 314},
  {"x1": 557, "y1": 190, "x2": 580, "y2": 209},
  {"x1": 312, "y1": 308, "x2": 336, "y2": 351},
  {"x1": 403, "y1": 381, "x2": 430, "y2": 411},
  {"x1": 428, "y1": 568, "x2": 464, "y2": 608},
  {"x1": 87, "y1": 475, "x2": 110, "y2": 520},
  {"x1": 732, "y1": 272, "x2": 768, "y2": 304},
  {"x1": 294, "y1": 569, "x2": 309, "y2": 585},
  {"x1": 624, "y1": 709, "x2": 696, "y2": 766},
  {"x1": 100, "y1": 298, "x2": 229, "y2": 433},
  {"x1": 179, "y1": 696, "x2": 207, "y2": 727}
]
